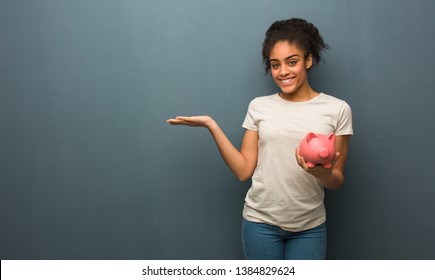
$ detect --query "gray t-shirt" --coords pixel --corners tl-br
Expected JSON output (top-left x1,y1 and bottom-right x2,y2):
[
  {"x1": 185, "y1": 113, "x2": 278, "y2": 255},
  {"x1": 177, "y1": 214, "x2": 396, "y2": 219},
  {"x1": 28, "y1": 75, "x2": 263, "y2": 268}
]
[{"x1": 242, "y1": 93, "x2": 353, "y2": 231}]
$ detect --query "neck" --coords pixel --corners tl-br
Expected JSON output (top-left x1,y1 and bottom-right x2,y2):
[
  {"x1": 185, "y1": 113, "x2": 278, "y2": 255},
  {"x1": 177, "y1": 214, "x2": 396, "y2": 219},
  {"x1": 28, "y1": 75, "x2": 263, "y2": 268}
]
[{"x1": 279, "y1": 83, "x2": 318, "y2": 102}]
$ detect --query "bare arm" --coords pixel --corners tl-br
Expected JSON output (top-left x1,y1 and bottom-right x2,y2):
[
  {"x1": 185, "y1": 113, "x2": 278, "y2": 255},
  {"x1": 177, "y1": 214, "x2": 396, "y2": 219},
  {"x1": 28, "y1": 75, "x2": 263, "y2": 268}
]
[
  {"x1": 295, "y1": 135, "x2": 350, "y2": 190},
  {"x1": 167, "y1": 116, "x2": 258, "y2": 181}
]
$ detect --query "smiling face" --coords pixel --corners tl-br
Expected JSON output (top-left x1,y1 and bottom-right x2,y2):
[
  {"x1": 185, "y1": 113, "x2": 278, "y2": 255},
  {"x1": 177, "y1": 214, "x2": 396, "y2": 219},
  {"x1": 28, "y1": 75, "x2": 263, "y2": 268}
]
[{"x1": 269, "y1": 41, "x2": 314, "y2": 100}]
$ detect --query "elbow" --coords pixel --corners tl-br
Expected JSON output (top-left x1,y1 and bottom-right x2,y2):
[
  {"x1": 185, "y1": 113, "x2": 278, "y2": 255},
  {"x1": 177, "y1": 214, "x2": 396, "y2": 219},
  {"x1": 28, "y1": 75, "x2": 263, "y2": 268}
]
[
  {"x1": 324, "y1": 183, "x2": 342, "y2": 191},
  {"x1": 235, "y1": 172, "x2": 252, "y2": 182},
  {"x1": 324, "y1": 176, "x2": 345, "y2": 190},
  {"x1": 232, "y1": 163, "x2": 255, "y2": 182},
  {"x1": 237, "y1": 176, "x2": 250, "y2": 182}
]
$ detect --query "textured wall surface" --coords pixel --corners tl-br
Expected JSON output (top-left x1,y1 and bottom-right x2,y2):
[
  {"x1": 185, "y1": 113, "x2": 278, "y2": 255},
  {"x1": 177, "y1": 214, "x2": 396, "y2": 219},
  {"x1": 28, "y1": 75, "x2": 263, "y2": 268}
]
[{"x1": 1, "y1": 0, "x2": 434, "y2": 259}]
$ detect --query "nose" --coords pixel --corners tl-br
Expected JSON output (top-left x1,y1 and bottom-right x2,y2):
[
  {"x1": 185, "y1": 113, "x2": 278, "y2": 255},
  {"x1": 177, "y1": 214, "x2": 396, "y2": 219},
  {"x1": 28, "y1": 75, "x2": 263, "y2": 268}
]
[{"x1": 279, "y1": 65, "x2": 290, "y2": 76}]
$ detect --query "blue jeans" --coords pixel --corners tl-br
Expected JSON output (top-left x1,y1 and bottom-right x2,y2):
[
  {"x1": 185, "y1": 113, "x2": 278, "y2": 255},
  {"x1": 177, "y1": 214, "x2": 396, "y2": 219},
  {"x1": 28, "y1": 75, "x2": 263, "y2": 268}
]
[{"x1": 241, "y1": 218, "x2": 327, "y2": 260}]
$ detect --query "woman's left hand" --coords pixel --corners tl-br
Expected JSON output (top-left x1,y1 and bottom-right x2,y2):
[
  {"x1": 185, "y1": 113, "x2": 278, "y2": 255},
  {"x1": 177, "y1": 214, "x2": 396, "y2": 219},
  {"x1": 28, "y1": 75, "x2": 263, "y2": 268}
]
[
  {"x1": 295, "y1": 135, "x2": 350, "y2": 190},
  {"x1": 295, "y1": 148, "x2": 340, "y2": 178}
]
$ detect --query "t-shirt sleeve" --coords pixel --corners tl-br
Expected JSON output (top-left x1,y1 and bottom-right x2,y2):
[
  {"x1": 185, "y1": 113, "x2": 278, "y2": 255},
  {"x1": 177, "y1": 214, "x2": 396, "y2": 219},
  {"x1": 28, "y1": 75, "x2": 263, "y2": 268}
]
[
  {"x1": 335, "y1": 101, "x2": 353, "y2": 136},
  {"x1": 242, "y1": 99, "x2": 259, "y2": 131}
]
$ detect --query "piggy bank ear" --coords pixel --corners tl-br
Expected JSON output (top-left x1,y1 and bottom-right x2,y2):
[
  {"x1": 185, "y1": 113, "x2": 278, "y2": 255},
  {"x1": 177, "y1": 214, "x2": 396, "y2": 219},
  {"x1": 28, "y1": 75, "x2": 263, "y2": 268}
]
[
  {"x1": 306, "y1": 132, "x2": 317, "y2": 142},
  {"x1": 327, "y1": 133, "x2": 336, "y2": 141}
]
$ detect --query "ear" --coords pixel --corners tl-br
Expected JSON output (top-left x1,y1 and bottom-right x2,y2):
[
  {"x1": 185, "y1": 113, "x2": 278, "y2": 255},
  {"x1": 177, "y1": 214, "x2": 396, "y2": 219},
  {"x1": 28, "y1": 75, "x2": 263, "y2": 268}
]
[
  {"x1": 305, "y1": 54, "x2": 313, "y2": 69},
  {"x1": 306, "y1": 132, "x2": 317, "y2": 142},
  {"x1": 327, "y1": 133, "x2": 336, "y2": 141}
]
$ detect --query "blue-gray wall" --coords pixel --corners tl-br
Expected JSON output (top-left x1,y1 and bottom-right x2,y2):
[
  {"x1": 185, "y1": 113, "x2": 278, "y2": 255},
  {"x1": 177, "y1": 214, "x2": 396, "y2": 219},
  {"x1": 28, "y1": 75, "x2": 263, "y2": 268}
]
[{"x1": 1, "y1": 0, "x2": 434, "y2": 259}]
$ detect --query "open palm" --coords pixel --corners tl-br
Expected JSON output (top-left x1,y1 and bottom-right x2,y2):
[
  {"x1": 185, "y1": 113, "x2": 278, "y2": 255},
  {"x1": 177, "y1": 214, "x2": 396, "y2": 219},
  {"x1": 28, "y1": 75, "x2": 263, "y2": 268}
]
[{"x1": 167, "y1": 116, "x2": 214, "y2": 128}]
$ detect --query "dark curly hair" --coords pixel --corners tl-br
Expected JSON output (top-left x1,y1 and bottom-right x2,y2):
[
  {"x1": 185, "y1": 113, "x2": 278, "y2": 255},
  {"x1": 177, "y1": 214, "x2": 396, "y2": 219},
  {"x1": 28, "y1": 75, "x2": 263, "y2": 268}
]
[{"x1": 262, "y1": 18, "x2": 329, "y2": 73}]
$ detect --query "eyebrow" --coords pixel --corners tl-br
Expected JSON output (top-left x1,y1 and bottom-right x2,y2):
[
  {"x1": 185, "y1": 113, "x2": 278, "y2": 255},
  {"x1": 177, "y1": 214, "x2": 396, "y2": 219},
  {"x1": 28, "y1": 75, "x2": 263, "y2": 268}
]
[{"x1": 269, "y1": 54, "x2": 299, "y2": 62}]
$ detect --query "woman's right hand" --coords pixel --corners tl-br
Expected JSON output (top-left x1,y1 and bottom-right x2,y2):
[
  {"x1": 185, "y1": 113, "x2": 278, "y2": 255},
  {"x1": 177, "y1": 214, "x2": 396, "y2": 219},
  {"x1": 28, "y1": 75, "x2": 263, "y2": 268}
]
[{"x1": 166, "y1": 116, "x2": 216, "y2": 129}]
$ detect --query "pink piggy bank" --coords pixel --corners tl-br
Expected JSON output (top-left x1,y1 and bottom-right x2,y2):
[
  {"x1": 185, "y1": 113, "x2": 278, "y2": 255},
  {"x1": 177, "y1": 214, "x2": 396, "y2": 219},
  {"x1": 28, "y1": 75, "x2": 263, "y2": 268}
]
[{"x1": 298, "y1": 132, "x2": 336, "y2": 168}]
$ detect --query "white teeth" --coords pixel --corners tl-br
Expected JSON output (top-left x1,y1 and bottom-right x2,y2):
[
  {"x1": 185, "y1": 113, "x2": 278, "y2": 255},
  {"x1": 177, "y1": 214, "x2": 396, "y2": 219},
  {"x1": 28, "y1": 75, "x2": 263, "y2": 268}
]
[{"x1": 281, "y1": 78, "x2": 294, "y2": 84}]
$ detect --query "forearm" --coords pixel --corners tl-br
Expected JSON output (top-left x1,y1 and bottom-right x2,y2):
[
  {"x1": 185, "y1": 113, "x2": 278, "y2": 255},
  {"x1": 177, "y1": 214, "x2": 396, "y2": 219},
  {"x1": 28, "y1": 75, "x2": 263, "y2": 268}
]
[
  {"x1": 317, "y1": 169, "x2": 344, "y2": 190},
  {"x1": 207, "y1": 121, "x2": 252, "y2": 181},
  {"x1": 167, "y1": 115, "x2": 255, "y2": 181}
]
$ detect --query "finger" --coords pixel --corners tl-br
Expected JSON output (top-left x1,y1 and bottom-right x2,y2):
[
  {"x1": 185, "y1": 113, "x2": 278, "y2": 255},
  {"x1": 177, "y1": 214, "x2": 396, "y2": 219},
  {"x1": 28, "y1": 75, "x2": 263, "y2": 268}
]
[
  {"x1": 301, "y1": 159, "x2": 310, "y2": 170},
  {"x1": 167, "y1": 118, "x2": 187, "y2": 125},
  {"x1": 167, "y1": 118, "x2": 179, "y2": 122},
  {"x1": 294, "y1": 148, "x2": 301, "y2": 165},
  {"x1": 332, "y1": 152, "x2": 340, "y2": 165},
  {"x1": 173, "y1": 116, "x2": 195, "y2": 125},
  {"x1": 295, "y1": 148, "x2": 308, "y2": 169}
]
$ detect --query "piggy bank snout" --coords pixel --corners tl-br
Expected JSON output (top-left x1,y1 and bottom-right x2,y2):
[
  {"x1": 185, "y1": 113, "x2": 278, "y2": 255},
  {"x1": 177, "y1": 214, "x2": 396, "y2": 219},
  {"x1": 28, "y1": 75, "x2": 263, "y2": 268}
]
[{"x1": 318, "y1": 148, "x2": 330, "y2": 159}]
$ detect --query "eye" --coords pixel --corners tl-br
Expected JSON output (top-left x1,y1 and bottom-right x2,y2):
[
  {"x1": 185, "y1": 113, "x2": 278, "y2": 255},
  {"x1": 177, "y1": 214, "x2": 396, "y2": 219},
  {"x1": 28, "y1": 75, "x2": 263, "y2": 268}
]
[
  {"x1": 288, "y1": 60, "x2": 297, "y2": 66},
  {"x1": 271, "y1": 63, "x2": 280, "y2": 69}
]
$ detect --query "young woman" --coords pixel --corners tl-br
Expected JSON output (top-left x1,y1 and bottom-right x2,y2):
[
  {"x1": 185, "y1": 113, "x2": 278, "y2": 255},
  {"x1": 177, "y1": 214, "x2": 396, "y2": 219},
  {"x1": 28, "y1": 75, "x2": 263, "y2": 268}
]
[{"x1": 167, "y1": 18, "x2": 353, "y2": 260}]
